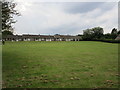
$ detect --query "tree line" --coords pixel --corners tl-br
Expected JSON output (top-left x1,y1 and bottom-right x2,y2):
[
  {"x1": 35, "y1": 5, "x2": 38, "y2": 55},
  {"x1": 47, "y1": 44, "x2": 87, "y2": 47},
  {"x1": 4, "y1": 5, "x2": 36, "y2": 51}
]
[{"x1": 79, "y1": 27, "x2": 120, "y2": 40}]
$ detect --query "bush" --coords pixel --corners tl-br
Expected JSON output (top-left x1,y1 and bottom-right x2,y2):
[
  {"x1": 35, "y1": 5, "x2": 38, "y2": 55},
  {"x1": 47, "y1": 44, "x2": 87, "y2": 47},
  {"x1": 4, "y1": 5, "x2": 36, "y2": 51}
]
[{"x1": 80, "y1": 39, "x2": 120, "y2": 43}]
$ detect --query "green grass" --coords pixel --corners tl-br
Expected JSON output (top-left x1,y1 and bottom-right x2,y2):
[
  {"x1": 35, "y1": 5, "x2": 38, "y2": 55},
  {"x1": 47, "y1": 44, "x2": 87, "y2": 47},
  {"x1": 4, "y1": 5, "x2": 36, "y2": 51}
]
[{"x1": 2, "y1": 41, "x2": 119, "y2": 88}]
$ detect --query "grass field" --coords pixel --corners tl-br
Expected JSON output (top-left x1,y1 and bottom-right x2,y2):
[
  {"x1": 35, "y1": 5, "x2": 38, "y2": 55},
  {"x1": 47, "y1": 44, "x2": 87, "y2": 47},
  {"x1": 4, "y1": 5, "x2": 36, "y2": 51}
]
[{"x1": 2, "y1": 41, "x2": 119, "y2": 88}]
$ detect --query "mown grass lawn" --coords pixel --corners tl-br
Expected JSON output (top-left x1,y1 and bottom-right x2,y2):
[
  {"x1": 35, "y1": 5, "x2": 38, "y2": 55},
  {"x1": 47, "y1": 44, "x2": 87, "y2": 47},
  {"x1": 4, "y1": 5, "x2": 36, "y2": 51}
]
[{"x1": 2, "y1": 41, "x2": 119, "y2": 88}]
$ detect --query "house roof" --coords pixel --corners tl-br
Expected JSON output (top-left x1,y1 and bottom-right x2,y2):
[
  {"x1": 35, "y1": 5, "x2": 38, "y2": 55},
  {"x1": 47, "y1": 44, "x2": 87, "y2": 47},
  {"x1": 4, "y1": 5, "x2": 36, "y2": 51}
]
[
  {"x1": 3, "y1": 34, "x2": 81, "y2": 39},
  {"x1": 54, "y1": 35, "x2": 81, "y2": 39},
  {"x1": 115, "y1": 34, "x2": 120, "y2": 40}
]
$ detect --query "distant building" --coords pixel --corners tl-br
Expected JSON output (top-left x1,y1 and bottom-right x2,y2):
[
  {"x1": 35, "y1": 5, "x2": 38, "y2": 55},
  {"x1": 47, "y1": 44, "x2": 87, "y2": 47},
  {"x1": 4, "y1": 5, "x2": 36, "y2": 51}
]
[
  {"x1": 3, "y1": 34, "x2": 82, "y2": 41},
  {"x1": 115, "y1": 34, "x2": 120, "y2": 40}
]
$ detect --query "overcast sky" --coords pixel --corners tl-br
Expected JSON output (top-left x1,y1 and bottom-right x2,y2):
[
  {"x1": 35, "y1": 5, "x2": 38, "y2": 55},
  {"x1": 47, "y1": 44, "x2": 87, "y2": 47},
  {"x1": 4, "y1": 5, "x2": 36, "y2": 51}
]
[{"x1": 13, "y1": 1, "x2": 118, "y2": 35}]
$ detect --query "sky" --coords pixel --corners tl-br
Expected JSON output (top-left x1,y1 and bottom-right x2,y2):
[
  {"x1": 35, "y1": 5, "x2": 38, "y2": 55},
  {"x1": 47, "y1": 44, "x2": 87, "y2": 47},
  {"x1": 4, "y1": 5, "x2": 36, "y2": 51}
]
[{"x1": 13, "y1": 0, "x2": 118, "y2": 35}]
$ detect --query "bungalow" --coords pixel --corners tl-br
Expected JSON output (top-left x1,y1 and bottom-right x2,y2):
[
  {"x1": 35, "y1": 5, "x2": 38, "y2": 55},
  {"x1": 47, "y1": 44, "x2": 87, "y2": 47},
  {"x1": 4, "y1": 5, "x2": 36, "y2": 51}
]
[
  {"x1": 115, "y1": 34, "x2": 120, "y2": 40},
  {"x1": 2, "y1": 34, "x2": 82, "y2": 41}
]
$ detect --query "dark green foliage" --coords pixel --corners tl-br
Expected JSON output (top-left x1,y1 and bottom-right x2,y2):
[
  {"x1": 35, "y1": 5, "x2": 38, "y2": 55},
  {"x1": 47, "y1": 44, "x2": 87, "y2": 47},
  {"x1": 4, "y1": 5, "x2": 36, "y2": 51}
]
[
  {"x1": 92, "y1": 27, "x2": 104, "y2": 39},
  {"x1": 83, "y1": 29, "x2": 93, "y2": 40},
  {"x1": 83, "y1": 27, "x2": 103, "y2": 40},
  {"x1": 111, "y1": 28, "x2": 117, "y2": 34},
  {"x1": 101, "y1": 39, "x2": 120, "y2": 43},
  {"x1": 1, "y1": 0, "x2": 20, "y2": 32},
  {"x1": 91, "y1": 39, "x2": 120, "y2": 43},
  {"x1": 77, "y1": 34, "x2": 83, "y2": 36},
  {"x1": 117, "y1": 30, "x2": 120, "y2": 34},
  {"x1": 103, "y1": 33, "x2": 111, "y2": 39},
  {"x1": 110, "y1": 28, "x2": 118, "y2": 39},
  {"x1": 2, "y1": 30, "x2": 13, "y2": 37},
  {"x1": 82, "y1": 27, "x2": 119, "y2": 41}
]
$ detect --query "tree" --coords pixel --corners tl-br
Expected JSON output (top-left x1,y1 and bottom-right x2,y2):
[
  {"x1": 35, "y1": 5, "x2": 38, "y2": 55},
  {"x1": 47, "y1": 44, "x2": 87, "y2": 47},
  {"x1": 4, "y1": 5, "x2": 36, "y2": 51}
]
[
  {"x1": 117, "y1": 30, "x2": 120, "y2": 34},
  {"x1": 103, "y1": 33, "x2": 111, "y2": 39},
  {"x1": 111, "y1": 28, "x2": 117, "y2": 34},
  {"x1": 111, "y1": 28, "x2": 118, "y2": 39},
  {"x1": 92, "y1": 27, "x2": 104, "y2": 39},
  {"x1": 83, "y1": 29, "x2": 94, "y2": 40},
  {"x1": 77, "y1": 34, "x2": 83, "y2": 36},
  {"x1": 1, "y1": 0, "x2": 20, "y2": 33},
  {"x1": 83, "y1": 27, "x2": 104, "y2": 40},
  {"x1": 2, "y1": 30, "x2": 13, "y2": 36}
]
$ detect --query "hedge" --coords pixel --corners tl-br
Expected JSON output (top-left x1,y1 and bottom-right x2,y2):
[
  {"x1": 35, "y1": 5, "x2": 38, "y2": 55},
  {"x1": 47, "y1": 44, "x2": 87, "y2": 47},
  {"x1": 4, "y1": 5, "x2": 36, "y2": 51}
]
[{"x1": 80, "y1": 39, "x2": 120, "y2": 43}]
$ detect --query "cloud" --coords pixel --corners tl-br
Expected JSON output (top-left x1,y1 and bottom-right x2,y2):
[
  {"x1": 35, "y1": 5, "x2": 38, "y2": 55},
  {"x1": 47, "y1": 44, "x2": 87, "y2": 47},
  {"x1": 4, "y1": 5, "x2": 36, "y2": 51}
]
[
  {"x1": 13, "y1": 2, "x2": 118, "y2": 35},
  {"x1": 59, "y1": 2, "x2": 105, "y2": 14}
]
